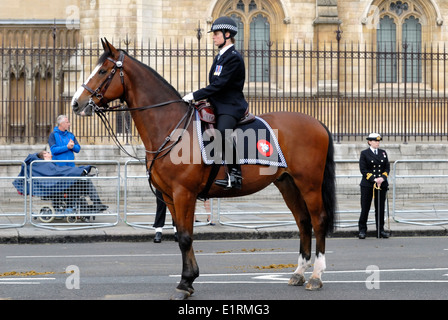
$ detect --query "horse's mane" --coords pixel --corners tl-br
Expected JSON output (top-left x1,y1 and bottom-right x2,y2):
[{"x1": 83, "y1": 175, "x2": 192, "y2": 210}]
[{"x1": 98, "y1": 49, "x2": 182, "y2": 99}]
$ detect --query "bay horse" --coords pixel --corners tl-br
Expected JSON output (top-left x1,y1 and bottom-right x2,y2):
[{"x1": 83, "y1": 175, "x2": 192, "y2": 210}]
[{"x1": 71, "y1": 39, "x2": 336, "y2": 300}]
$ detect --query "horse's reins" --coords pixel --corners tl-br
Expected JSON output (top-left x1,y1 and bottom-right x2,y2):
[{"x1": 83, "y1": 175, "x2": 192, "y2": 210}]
[{"x1": 83, "y1": 50, "x2": 194, "y2": 203}]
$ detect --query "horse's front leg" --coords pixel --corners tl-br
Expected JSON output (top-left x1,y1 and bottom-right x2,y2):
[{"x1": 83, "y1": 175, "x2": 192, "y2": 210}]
[{"x1": 168, "y1": 190, "x2": 199, "y2": 300}]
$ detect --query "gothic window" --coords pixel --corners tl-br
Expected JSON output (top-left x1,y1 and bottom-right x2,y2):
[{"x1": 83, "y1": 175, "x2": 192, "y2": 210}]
[
  {"x1": 377, "y1": 16, "x2": 397, "y2": 83},
  {"x1": 221, "y1": 0, "x2": 275, "y2": 82},
  {"x1": 402, "y1": 15, "x2": 422, "y2": 83},
  {"x1": 376, "y1": 1, "x2": 422, "y2": 83},
  {"x1": 249, "y1": 14, "x2": 270, "y2": 82}
]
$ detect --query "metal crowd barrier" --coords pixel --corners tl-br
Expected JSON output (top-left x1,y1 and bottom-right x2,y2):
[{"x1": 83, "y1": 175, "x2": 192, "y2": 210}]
[
  {"x1": 333, "y1": 160, "x2": 382, "y2": 228},
  {"x1": 2, "y1": 157, "x2": 448, "y2": 230},
  {"x1": 0, "y1": 160, "x2": 27, "y2": 228},
  {"x1": 392, "y1": 159, "x2": 448, "y2": 226},
  {"x1": 216, "y1": 160, "x2": 380, "y2": 229},
  {"x1": 215, "y1": 184, "x2": 294, "y2": 229},
  {"x1": 123, "y1": 160, "x2": 211, "y2": 229},
  {"x1": 29, "y1": 160, "x2": 120, "y2": 230}
]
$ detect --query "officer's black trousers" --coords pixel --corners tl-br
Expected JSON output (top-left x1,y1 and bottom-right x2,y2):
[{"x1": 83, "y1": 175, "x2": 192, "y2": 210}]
[
  {"x1": 153, "y1": 189, "x2": 167, "y2": 228},
  {"x1": 216, "y1": 114, "x2": 239, "y2": 167},
  {"x1": 359, "y1": 185, "x2": 387, "y2": 233}
]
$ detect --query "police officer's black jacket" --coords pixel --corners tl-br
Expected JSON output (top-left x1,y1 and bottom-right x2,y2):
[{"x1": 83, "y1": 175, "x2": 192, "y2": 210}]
[
  {"x1": 193, "y1": 45, "x2": 248, "y2": 119},
  {"x1": 359, "y1": 148, "x2": 390, "y2": 188}
]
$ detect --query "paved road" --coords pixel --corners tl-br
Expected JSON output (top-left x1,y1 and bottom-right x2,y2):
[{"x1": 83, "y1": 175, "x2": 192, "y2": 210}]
[{"x1": 0, "y1": 237, "x2": 447, "y2": 301}]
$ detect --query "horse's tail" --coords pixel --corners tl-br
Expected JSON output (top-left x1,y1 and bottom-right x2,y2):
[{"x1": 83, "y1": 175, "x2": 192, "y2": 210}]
[{"x1": 321, "y1": 124, "x2": 337, "y2": 234}]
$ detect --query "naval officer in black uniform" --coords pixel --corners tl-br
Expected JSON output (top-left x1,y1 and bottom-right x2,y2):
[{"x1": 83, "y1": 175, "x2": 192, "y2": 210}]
[
  {"x1": 183, "y1": 16, "x2": 248, "y2": 190},
  {"x1": 358, "y1": 133, "x2": 390, "y2": 239}
]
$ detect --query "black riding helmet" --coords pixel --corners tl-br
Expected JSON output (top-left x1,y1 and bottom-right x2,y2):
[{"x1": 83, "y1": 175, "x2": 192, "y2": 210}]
[{"x1": 209, "y1": 16, "x2": 238, "y2": 48}]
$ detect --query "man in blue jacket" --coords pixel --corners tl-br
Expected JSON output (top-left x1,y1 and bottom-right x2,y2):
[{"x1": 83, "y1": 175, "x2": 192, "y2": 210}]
[
  {"x1": 48, "y1": 115, "x2": 80, "y2": 167},
  {"x1": 183, "y1": 16, "x2": 248, "y2": 190}
]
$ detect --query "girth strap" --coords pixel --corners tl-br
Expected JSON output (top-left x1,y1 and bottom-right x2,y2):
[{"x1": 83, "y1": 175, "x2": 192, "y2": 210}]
[{"x1": 197, "y1": 164, "x2": 221, "y2": 201}]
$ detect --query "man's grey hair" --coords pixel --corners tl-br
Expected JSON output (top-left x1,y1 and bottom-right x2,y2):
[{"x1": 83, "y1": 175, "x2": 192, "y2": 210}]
[{"x1": 56, "y1": 115, "x2": 68, "y2": 125}]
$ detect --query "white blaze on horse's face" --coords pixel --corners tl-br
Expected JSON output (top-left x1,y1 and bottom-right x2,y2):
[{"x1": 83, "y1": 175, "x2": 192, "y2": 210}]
[{"x1": 71, "y1": 64, "x2": 102, "y2": 115}]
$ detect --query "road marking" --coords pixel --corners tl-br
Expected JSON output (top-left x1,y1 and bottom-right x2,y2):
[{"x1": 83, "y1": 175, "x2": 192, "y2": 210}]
[
  {"x1": 170, "y1": 267, "x2": 448, "y2": 278},
  {"x1": 170, "y1": 267, "x2": 448, "y2": 285},
  {"x1": 194, "y1": 279, "x2": 448, "y2": 285},
  {"x1": 6, "y1": 251, "x2": 327, "y2": 259},
  {"x1": 0, "y1": 277, "x2": 55, "y2": 285}
]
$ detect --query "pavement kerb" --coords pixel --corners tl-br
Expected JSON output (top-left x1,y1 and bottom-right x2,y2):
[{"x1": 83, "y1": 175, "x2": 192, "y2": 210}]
[{"x1": 0, "y1": 220, "x2": 447, "y2": 244}]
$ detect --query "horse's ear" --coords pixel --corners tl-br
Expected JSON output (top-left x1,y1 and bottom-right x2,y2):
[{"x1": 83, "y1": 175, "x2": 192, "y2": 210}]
[
  {"x1": 101, "y1": 38, "x2": 113, "y2": 54},
  {"x1": 102, "y1": 38, "x2": 119, "y2": 56},
  {"x1": 101, "y1": 38, "x2": 108, "y2": 52}
]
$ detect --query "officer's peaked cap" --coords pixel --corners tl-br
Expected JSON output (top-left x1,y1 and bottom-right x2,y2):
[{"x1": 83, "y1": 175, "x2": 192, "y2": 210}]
[{"x1": 366, "y1": 133, "x2": 382, "y2": 141}]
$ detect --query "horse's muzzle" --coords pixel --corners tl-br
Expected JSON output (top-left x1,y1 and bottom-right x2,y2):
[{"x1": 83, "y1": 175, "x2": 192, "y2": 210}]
[{"x1": 71, "y1": 99, "x2": 94, "y2": 116}]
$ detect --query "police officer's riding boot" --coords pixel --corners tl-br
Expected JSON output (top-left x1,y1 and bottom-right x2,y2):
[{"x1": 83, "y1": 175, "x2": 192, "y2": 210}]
[{"x1": 215, "y1": 138, "x2": 242, "y2": 190}]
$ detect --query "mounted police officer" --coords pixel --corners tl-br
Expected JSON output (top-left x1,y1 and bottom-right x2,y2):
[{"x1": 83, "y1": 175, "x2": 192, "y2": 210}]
[
  {"x1": 358, "y1": 133, "x2": 390, "y2": 239},
  {"x1": 183, "y1": 16, "x2": 248, "y2": 190}
]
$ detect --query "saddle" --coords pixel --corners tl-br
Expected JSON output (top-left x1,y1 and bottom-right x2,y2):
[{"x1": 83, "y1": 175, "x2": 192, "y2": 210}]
[
  {"x1": 194, "y1": 100, "x2": 256, "y2": 200},
  {"x1": 194, "y1": 100, "x2": 255, "y2": 130}
]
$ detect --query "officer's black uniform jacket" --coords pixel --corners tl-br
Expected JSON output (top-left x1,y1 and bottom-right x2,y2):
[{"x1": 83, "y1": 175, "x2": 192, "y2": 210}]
[
  {"x1": 359, "y1": 148, "x2": 390, "y2": 188},
  {"x1": 193, "y1": 45, "x2": 248, "y2": 119}
]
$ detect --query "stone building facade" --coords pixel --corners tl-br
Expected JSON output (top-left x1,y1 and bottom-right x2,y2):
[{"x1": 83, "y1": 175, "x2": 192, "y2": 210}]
[{"x1": 1, "y1": 0, "x2": 448, "y2": 144}]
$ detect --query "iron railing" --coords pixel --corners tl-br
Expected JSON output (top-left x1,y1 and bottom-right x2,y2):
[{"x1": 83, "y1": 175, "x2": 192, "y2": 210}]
[{"x1": 1, "y1": 38, "x2": 448, "y2": 144}]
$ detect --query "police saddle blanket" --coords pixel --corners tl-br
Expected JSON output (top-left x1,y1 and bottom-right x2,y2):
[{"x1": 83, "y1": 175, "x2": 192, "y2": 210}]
[{"x1": 194, "y1": 110, "x2": 287, "y2": 168}]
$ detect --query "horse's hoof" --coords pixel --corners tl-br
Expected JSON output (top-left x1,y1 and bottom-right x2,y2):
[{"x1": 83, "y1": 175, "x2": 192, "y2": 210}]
[
  {"x1": 170, "y1": 289, "x2": 191, "y2": 300},
  {"x1": 305, "y1": 277, "x2": 323, "y2": 291},
  {"x1": 288, "y1": 273, "x2": 306, "y2": 286}
]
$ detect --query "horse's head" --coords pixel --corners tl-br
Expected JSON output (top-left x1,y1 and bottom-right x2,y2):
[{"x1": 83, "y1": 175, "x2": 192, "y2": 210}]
[{"x1": 71, "y1": 38, "x2": 126, "y2": 116}]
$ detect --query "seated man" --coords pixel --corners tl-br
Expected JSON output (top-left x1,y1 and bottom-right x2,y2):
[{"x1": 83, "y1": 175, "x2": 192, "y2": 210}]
[{"x1": 13, "y1": 151, "x2": 108, "y2": 212}]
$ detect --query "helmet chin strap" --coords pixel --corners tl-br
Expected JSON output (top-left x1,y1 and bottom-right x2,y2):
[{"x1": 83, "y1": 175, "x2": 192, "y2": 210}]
[{"x1": 218, "y1": 30, "x2": 230, "y2": 49}]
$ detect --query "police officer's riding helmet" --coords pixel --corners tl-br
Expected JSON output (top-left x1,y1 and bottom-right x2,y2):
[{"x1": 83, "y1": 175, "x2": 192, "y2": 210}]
[{"x1": 209, "y1": 16, "x2": 238, "y2": 48}]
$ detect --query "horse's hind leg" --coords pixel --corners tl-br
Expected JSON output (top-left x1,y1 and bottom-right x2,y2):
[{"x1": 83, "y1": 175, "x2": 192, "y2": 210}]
[
  {"x1": 274, "y1": 176, "x2": 312, "y2": 287},
  {"x1": 302, "y1": 188, "x2": 328, "y2": 290}
]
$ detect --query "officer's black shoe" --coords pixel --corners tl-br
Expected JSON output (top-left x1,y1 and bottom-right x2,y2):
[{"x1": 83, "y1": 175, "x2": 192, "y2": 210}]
[
  {"x1": 358, "y1": 231, "x2": 366, "y2": 239},
  {"x1": 215, "y1": 168, "x2": 242, "y2": 190},
  {"x1": 154, "y1": 232, "x2": 162, "y2": 243},
  {"x1": 378, "y1": 231, "x2": 390, "y2": 238}
]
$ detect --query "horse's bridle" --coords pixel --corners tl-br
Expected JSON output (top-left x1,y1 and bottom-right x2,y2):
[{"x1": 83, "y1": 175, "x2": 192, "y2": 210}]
[
  {"x1": 81, "y1": 49, "x2": 193, "y2": 160},
  {"x1": 82, "y1": 51, "x2": 126, "y2": 112},
  {"x1": 82, "y1": 50, "x2": 184, "y2": 113},
  {"x1": 80, "y1": 49, "x2": 195, "y2": 204}
]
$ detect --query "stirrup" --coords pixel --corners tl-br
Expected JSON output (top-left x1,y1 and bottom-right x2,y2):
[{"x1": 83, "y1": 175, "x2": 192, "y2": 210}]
[
  {"x1": 229, "y1": 169, "x2": 242, "y2": 190},
  {"x1": 215, "y1": 173, "x2": 232, "y2": 190},
  {"x1": 215, "y1": 170, "x2": 242, "y2": 190}
]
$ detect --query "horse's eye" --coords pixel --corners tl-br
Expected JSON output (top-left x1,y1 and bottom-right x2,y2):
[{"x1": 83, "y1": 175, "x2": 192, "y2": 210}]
[{"x1": 99, "y1": 69, "x2": 107, "y2": 75}]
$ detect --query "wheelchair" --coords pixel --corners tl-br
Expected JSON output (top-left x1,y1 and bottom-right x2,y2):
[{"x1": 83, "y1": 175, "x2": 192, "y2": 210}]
[
  {"x1": 36, "y1": 192, "x2": 98, "y2": 223},
  {"x1": 34, "y1": 167, "x2": 103, "y2": 223}
]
